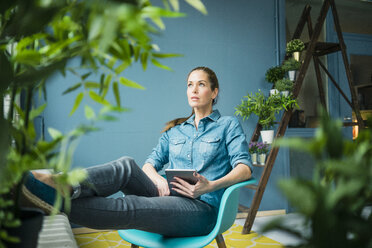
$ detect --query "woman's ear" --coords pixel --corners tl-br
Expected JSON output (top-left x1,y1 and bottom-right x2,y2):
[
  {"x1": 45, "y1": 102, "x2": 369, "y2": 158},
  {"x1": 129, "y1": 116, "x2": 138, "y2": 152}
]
[{"x1": 212, "y1": 88, "x2": 219, "y2": 100}]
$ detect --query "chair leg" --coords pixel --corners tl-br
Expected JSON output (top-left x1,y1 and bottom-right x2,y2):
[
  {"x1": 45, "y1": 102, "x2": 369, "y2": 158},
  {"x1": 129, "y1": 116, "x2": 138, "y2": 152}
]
[
  {"x1": 215, "y1": 234, "x2": 227, "y2": 248},
  {"x1": 131, "y1": 244, "x2": 139, "y2": 248}
]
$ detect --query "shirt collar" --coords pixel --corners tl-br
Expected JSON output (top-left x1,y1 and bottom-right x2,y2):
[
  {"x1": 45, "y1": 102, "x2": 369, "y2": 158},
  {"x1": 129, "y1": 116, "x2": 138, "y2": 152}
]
[{"x1": 184, "y1": 109, "x2": 221, "y2": 125}]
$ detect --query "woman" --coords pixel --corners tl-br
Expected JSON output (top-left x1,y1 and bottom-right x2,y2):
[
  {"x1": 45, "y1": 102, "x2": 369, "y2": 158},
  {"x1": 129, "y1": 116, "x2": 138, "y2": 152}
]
[{"x1": 23, "y1": 66, "x2": 252, "y2": 237}]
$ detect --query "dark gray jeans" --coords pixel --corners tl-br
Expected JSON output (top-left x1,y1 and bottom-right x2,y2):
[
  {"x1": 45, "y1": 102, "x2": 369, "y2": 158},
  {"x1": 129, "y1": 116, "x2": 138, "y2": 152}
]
[{"x1": 68, "y1": 156, "x2": 217, "y2": 237}]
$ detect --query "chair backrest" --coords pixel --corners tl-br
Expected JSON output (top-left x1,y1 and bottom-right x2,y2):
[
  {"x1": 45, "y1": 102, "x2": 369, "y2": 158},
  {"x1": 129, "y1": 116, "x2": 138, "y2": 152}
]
[{"x1": 213, "y1": 179, "x2": 256, "y2": 235}]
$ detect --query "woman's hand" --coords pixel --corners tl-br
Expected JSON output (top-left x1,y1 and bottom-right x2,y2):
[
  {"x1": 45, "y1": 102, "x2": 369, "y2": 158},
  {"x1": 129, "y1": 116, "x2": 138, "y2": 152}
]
[
  {"x1": 170, "y1": 172, "x2": 213, "y2": 199},
  {"x1": 154, "y1": 176, "x2": 170, "y2": 196}
]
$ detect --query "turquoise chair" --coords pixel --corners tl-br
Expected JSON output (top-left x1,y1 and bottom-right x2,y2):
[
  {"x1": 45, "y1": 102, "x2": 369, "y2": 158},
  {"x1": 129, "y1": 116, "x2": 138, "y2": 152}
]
[{"x1": 118, "y1": 178, "x2": 256, "y2": 248}]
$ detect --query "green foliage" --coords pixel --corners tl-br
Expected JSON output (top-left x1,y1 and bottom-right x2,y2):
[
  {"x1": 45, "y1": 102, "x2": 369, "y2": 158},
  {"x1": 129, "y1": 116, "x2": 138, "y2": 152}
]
[
  {"x1": 0, "y1": 0, "x2": 207, "y2": 246},
  {"x1": 265, "y1": 66, "x2": 285, "y2": 84},
  {"x1": 275, "y1": 78, "x2": 293, "y2": 92},
  {"x1": 282, "y1": 57, "x2": 301, "y2": 71},
  {"x1": 235, "y1": 90, "x2": 298, "y2": 130},
  {"x1": 265, "y1": 109, "x2": 372, "y2": 248},
  {"x1": 286, "y1": 39, "x2": 305, "y2": 54}
]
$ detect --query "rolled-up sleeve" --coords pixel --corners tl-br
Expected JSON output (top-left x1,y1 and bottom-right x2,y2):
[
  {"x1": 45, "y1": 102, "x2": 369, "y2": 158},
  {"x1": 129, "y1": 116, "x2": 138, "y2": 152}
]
[
  {"x1": 225, "y1": 117, "x2": 252, "y2": 172},
  {"x1": 145, "y1": 131, "x2": 170, "y2": 171}
]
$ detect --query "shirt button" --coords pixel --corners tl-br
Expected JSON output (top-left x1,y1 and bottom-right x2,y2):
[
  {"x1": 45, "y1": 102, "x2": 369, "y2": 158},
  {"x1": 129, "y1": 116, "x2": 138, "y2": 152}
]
[{"x1": 187, "y1": 154, "x2": 190, "y2": 158}]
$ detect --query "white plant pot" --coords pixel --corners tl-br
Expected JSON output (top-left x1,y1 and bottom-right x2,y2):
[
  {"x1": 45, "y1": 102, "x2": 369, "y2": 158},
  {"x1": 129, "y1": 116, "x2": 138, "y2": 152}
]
[
  {"x1": 259, "y1": 153, "x2": 267, "y2": 165},
  {"x1": 288, "y1": 70, "x2": 296, "y2": 81},
  {"x1": 281, "y1": 91, "x2": 289, "y2": 97},
  {"x1": 270, "y1": 89, "x2": 279, "y2": 96},
  {"x1": 250, "y1": 153, "x2": 257, "y2": 164},
  {"x1": 260, "y1": 130, "x2": 274, "y2": 144}
]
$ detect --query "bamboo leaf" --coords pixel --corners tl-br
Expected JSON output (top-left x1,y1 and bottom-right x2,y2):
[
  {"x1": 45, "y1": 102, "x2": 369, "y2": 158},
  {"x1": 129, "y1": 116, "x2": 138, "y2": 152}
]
[
  {"x1": 84, "y1": 82, "x2": 100, "y2": 89},
  {"x1": 169, "y1": 0, "x2": 180, "y2": 11},
  {"x1": 151, "y1": 58, "x2": 172, "y2": 71},
  {"x1": 99, "y1": 73, "x2": 105, "y2": 94},
  {"x1": 102, "y1": 74, "x2": 112, "y2": 98},
  {"x1": 30, "y1": 103, "x2": 47, "y2": 120},
  {"x1": 98, "y1": 114, "x2": 119, "y2": 121},
  {"x1": 69, "y1": 92, "x2": 84, "y2": 116},
  {"x1": 48, "y1": 128, "x2": 63, "y2": 139},
  {"x1": 81, "y1": 72, "x2": 92, "y2": 80},
  {"x1": 152, "y1": 53, "x2": 183, "y2": 58},
  {"x1": 119, "y1": 77, "x2": 145, "y2": 90},
  {"x1": 150, "y1": 17, "x2": 165, "y2": 30},
  {"x1": 113, "y1": 81, "x2": 121, "y2": 107},
  {"x1": 114, "y1": 61, "x2": 130, "y2": 74},
  {"x1": 84, "y1": 105, "x2": 96, "y2": 120},
  {"x1": 62, "y1": 82, "x2": 82, "y2": 95},
  {"x1": 88, "y1": 90, "x2": 111, "y2": 105},
  {"x1": 141, "y1": 6, "x2": 186, "y2": 18},
  {"x1": 13, "y1": 50, "x2": 42, "y2": 66},
  {"x1": 185, "y1": 0, "x2": 207, "y2": 15},
  {"x1": 14, "y1": 104, "x2": 25, "y2": 120},
  {"x1": 141, "y1": 52, "x2": 148, "y2": 70}
]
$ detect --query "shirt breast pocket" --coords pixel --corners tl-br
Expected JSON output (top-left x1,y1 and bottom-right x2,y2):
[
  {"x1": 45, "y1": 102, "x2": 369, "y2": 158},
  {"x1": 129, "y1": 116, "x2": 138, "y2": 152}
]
[
  {"x1": 200, "y1": 137, "x2": 221, "y2": 159},
  {"x1": 169, "y1": 138, "x2": 186, "y2": 158}
]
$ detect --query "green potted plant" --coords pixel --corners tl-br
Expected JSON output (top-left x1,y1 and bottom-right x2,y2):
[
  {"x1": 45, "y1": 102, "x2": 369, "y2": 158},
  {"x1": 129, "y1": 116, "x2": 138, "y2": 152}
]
[
  {"x1": 0, "y1": 0, "x2": 206, "y2": 247},
  {"x1": 275, "y1": 78, "x2": 294, "y2": 97},
  {"x1": 282, "y1": 57, "x2": 301, "y2": 80},
  {"x1": 256, "y1": 142, "x2": 269, "y2": 165},
  {"x1": 265, "y1": 66, "x2": 285, "y2": 95},
  {"x1": 265, "y1": 111, "x2": 372, "y2": 248},
  {"x1": 248, "y1": 142, "x2": 258, "y2": 164},
  {"x1": 286, "y1": 39, "x2": 305, "y2": 61},
  {"x1": 235, "y1": 91, "x2": 284, "y2": 144}
]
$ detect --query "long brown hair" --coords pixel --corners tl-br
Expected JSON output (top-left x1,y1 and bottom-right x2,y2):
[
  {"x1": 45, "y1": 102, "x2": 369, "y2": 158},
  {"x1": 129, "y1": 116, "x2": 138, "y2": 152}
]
[{"x1": 161, "y1": 66, "x2": 219, "y2": 133}]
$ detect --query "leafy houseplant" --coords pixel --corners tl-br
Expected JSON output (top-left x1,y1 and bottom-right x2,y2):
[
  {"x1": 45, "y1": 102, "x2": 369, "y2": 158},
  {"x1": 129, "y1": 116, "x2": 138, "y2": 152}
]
[
  {"x1": 275, "y1": 78, "x2": 293, "y2": 96},
  {"x1": 286, "y1": 39, "x2": 305, "y2": 62},
  {"x1": 286, "y1": 39, "x2": 305, "y2": 54},
  {"x1": 257, "y1": 142, "x2": 269, "y2": 165},
  {"x1": 235, "y1": 91, "x2": 297, "y2": 144},
  {"x1": 256, "y1": 142, "x2": 269, "y2": 154},
  {"x1": 235, "y1": 91, "x2": 297, "y2": 130},
  {"x1": 265, "y1": 66, "x2": 286, "y2": 84},
  {"x1": 248, "y1": 142, "x2": 258, "y2": 164},
  {"x1": 0, "y1": 0, "x2": 206, "y2": 247},
  {"x1": 248, "y1": 142, "x2": 258, "y2": 154},
  {"x1": 264, "y1": 110, "x2": 372, "y2": 248},
  {"x1": 282, "y1": 58, "x2": 301, "y2": 81}
]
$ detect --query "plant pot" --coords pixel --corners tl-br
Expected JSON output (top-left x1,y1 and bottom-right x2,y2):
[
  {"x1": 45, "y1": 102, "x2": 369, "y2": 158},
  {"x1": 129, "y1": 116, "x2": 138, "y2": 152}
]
[
  {"x1": 258, "y1": 153, "x2": 266, "y2": 165},
  {"x1": 281, "y1": 91, "x2": 289, "y2": 97},
  {"x1": 250, "y1": 153, "x2": 257, "y2": 164},
  {"x1": 288, "y1": 70, "x2": 296, "y2": 81},
  {"x1": 270, "y1": 89, "x2": 279, "y2": 96},
  {"x1": 293, "y1": 51, "x2": 300, "y2": 61},
  {"x1": 4, "y1": 208, "x2": 44, "y2": 248},
  {"x1": 260, "y1": 130, "x2": 274, "y2": 144}
]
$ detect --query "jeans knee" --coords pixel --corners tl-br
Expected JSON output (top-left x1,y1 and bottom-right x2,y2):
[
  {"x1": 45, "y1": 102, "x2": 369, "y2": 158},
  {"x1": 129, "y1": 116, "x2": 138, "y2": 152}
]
[{"x1": 117, "y1": 156, "x2": 137, "y2": 170}]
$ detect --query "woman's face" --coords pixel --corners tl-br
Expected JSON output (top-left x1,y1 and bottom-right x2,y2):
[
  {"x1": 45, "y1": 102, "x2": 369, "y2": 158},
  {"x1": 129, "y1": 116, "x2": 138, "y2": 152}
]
[{"x1": 187, "y1": 70, "x2": 218, "y2": 111}]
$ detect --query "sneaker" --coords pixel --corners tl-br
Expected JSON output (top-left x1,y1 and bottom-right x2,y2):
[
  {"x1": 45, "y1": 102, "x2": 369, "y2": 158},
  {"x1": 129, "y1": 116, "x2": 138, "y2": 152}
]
[{"x1": 22, "y1": 172, "x2": 62, "y2": 214}]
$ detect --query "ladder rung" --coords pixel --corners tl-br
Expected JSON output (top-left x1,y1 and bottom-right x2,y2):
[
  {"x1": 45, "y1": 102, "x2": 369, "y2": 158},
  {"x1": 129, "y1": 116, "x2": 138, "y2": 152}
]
[
  {"x1": 308, "y1": 42, "x2": 341, "y2": 56},
  {"x1": 245, "y1": 184, "x2": 258, "y2": 190}
]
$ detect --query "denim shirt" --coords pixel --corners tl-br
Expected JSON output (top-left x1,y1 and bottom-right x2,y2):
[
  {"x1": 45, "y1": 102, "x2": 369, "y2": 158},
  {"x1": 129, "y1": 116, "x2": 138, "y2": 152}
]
[{"x1": 145, "y1": 110, "x2": 252, "y2": 208}]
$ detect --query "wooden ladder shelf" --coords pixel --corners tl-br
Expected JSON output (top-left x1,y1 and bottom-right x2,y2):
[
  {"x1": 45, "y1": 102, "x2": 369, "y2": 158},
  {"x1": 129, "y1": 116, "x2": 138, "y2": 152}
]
[{"x1": 241, "y1": 0, "x2": 364, "y2": 234}]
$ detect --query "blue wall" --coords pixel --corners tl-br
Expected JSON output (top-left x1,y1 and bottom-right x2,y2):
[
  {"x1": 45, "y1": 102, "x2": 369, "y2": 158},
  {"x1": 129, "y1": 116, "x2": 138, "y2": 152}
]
[{"x1": 40, "y1": 0, "x2": 287, "y2": 211}]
